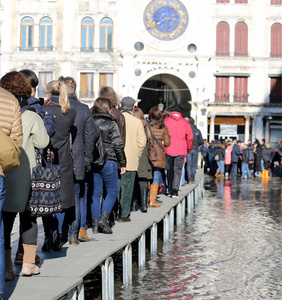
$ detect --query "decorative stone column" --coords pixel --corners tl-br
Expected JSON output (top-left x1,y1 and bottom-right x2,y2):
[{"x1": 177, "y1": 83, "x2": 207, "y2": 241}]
[
  {"x1": 209, "y1": 114, "x2": 215, "y2": 142},
  {"x1": 244, "y1": 114, "x2": 250, "y2": 143},
  {"x1": 254, "y1": 114, "x2": 264, "y2": 141},
  {"x1": 265, "y1": 118, "x2": 270, "y2": 142}
]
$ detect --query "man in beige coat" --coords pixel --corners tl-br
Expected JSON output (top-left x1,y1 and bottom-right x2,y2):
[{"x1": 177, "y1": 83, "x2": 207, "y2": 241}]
[
  {"x1": 0, "y1": 87, "x2": 23, "y2": 298},
  {"x1": 118, "y1": 97, "x2": 146, "y2": 222}
]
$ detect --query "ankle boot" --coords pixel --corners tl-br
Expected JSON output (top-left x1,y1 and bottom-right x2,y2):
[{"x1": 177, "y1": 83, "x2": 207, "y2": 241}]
[
  {"x1": 131, "y1": 199, "x2": 139, "y2": 212},
  {"x1": 5, "y1": 249, "x2": 14, "y2": 281},
  {"x1": 78, "y1": 227, "x2": 90, "y2": 242},
  {"x1": 140, "y1": 186, "x2": 148, "y2": 213},
  {"x1": 20, "y1": 244, "x2": 40, "y2": 276},
  {"x1": 41, "y1": 231, "x2": 53, "y2": 252},
  {"x1": 98, "y1": 211, "x2": 112, "y2": 234},
  {"x1": 92, "y1": 219, "x2": 99, "y2": 234},
  {"x1": 149, "y1": 185, "x2": 160, "y2": 207},
  {"x1": 53, "y1": 232, "x2": 62, "y2": 251}
]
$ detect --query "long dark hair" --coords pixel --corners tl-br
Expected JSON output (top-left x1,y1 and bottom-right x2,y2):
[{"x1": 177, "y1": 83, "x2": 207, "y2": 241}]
[
  {"x1": 91, "y1": 97, "x2": 112, "y2": 114},
  {"x1": 148, "y1": 106, "x2": 165, "y2": 129}
]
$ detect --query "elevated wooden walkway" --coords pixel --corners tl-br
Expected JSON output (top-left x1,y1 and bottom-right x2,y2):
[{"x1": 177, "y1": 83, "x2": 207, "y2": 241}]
[{"x1": 3, "y1": 170, "x2": 204, "y2": 300}]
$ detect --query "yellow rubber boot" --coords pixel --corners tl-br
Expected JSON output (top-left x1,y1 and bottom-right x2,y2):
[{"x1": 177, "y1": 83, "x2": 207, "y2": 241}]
[{"x1": 149, "y1": 184, "x2": 160, "y2": 207}]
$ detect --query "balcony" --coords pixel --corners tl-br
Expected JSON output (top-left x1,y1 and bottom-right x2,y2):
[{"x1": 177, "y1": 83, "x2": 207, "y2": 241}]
[
  {"x1": 79, "y1": 91, "x2": 94, "y2": 98},
  {"x1": 215, "y1": 51, "x2": 230, "y2": 57},
  {"x1": 215, "y1": 94, "x2": 230, "y2": 102},
  {"x1": 233, "y1": 93, "x2": 249, "y2": 103}
]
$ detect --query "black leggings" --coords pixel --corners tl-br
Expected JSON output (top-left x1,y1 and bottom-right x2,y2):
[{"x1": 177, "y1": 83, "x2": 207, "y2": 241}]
[{"x1": 3, "y1": 210, "x2": 37, "y2": 251}]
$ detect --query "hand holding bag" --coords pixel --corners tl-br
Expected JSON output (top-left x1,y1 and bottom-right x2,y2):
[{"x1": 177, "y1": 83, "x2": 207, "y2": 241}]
[{"x1": 27, "y1": 149, "x2": 62, "y2": 217}]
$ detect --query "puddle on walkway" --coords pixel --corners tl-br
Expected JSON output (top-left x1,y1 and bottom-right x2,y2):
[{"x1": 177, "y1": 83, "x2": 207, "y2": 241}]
[{"x1": 85, "y1": 175, "x2": 282, "y2": 299}]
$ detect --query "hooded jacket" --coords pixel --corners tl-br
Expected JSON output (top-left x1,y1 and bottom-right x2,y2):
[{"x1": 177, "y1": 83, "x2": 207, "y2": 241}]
[{"x1": 164, "y1": 111, "x2": 193, "y2": 156}]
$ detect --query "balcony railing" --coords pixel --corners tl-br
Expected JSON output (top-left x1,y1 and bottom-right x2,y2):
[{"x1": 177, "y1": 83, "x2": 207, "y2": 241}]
[
  {"x1": 269, "y1": 95, "x2": 282, "y2": 103},
  {"x1": 270, "y1": 52, "x2": 282, "y2": 58},
  {"x1": 216, "y1": 51, "x2": 230, "y2": 56},
  {"x1": 79, "y1": 91, "x2": 94, "y2": 98},
  {"x1": 234, "y1": 51, "x2": 249, "y2": 56},
  {"x1": 215, "y1": 94, "x2": 230, "y2": 102},
  {"x1": 233, "y1": 93, "x2": 249, "y2": 102}
]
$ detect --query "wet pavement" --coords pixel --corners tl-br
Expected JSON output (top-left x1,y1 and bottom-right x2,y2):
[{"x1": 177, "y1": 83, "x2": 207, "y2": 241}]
[{"x1": 115, "y1": 175, "x2": 282, "y2": 299}]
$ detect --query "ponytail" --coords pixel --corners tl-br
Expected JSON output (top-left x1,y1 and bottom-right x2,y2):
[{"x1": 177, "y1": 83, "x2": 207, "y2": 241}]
[{"x1": 46, "y1": 80, "x2": 70, "y2": 114}]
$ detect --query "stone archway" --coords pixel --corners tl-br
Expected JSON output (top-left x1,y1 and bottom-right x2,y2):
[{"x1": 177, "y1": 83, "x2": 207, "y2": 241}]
[{"x1": 137, "y1": 74, "x2": 191, "y2": 116}]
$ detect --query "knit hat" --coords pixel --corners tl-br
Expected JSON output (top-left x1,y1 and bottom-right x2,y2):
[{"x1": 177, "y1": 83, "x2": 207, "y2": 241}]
[
  {"x1": 169, "y1": 104, "x2": 183, "y2": 113},
  {"x1": 120, "y1": 96, "x2": 135, "y2": 108}
]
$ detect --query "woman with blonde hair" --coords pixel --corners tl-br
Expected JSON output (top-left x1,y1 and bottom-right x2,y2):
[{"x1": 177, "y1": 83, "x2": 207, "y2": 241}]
[{"x1": 41, "y1": 80, "x2": 77, "y2": 249}]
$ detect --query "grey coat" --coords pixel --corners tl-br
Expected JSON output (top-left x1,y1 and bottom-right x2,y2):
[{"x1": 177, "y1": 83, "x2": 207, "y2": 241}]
[{"x1": 69, "y1": 95, "x2": 96, "y2": 180}]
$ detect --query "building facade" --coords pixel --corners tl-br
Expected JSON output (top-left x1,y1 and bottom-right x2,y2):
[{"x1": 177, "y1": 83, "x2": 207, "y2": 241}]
[{"x1": 0, "y1": 0, "x2": 281, "y2": 145}]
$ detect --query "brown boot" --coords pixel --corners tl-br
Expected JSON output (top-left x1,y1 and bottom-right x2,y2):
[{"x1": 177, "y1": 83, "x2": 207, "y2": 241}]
[
  {"x1": 5, "y1": 249, "x2": 14, "y2": 281},
  {"x1": 78, "y1": 228, "x2": 90, "y2": 242},
  {"x1": 149, "y1": 185, "x2": 160, "y2": 207},
  {"x1": 20, "y1": 244, "x2": 40, "y2": 276}
]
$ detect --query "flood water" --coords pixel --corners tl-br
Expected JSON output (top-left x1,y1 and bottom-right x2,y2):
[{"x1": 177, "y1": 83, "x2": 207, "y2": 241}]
[{"x1": 114, "y1": 175, "x2": 282, "y2": 299}]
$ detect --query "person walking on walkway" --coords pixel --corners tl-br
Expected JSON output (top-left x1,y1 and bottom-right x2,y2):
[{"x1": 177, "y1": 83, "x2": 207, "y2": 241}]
[
  {"x1": 0, "y1": 83, "x2": 22, "y2": 295},
  {"x1": 1, "y1": 71, "x2": 49, "y2": 277},
  {"x1": 241, "y1": 143, "x2": 252, "y2": 179},
  {"x1": 147, "y1": 106, "x2": 171, "y2": 207},
  {"x1": 118, "y1": 97, "x2": 146, "y2": 222},
  {"x1": 213, "y1": 140, "x2": 225, "y2": 178},
  {"x1": 164, "y1": 104, "x2": 193, "y2": 199},
  {"x1": 59, "y1": 76, "x2": 96, "y2": 243},
  {"x1": 41, "y1": 80, "x2": 76, "y2": 250},
  {"x1": 230, "y1": 140, "x2": 241, "y2": 177},
  {"x1": 187, "y1": 118, "x2": 204, "y2": 184},
  {"x1": 224, "y1": 141, "x2": 233, "y2": 179},
  {"x1": 90, "y1": 97, "x2": 126, "y2": 232},
  {"x1": 262, "y1": 142, "x2": 275, "y2": 179},
  {"x1": 255, "y1": 137, "x2": 265, "y2": 176}
]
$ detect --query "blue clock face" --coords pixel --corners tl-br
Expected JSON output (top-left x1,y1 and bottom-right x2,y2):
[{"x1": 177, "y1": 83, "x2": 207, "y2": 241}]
[{"x1": 144, "y1": 0, "x2": 188, "y2": 41}]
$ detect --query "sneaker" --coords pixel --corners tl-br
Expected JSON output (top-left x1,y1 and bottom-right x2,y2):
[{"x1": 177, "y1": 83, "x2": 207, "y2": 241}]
[
  {"x1": 171, "y1": 195, "x2": 179, "y2": 199},
  {"x1": 14, "y1": 251, "x2": 40, "y2": 265},
  {"x1": 78, "y1": 228, "x2": 90, "y2": 242}
]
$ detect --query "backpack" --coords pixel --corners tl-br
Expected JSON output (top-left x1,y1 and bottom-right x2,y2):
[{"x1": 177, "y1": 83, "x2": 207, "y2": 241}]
[
  {"x1": 0, "y1": 127, "x2": 21, "y2": 171},
  {"x1": 92, "y1": 128, "x2": 107, "y2": 168},
  {"x1": 248, "y1": 148, "x2": 254, "y2": 162}
]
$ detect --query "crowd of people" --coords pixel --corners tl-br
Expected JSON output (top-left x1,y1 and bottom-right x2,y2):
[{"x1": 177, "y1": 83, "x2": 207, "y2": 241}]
[
  {"x1": 200, "y1": 137, "x2": 282, "y2": 180},
  {"x1": 0, "y1": 70, "x2": 203, "y2": 298}
]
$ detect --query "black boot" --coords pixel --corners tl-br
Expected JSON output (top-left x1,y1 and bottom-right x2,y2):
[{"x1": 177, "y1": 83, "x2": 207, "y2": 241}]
[
  {"x1": 53, "y1": 232, "x2": 62, "y2": 251},
  {"x1": 140, "y1": 187, "x2": 148, "y2": 213},
  {"x1": 41, "y1": 231, "x2": 53, "y2": 252},
  {"x1": 98, "y1": 211, "x2": 112, "y2": 234},
  {"x1": 92, "y1": 219, "x2": 99, "y2": 234}
]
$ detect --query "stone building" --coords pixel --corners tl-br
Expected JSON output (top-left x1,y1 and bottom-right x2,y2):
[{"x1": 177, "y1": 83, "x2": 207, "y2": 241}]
[{"x1": 0, "y1": 0, "x2": 281, "y2": 145}]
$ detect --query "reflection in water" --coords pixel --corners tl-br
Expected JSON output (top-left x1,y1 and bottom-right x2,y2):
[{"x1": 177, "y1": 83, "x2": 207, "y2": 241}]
[{"x1": 117, "y1": 175, "x2": 282, "y2": 299}]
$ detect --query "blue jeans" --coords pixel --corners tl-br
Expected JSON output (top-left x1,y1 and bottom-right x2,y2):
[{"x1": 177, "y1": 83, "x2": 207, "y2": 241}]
[
  {"x1": 91, "y1": 160, "x2": 118, "y2": 220},
  {"x1": 187, "y1": 149, "x2": 198, "y2": 182},
  {"x1": 68, "y1": 179, "x2": 88, "y2": 236},
  {"x1": 152, "y1": 168, "x2": 164, "y2": 186},
  {"x1": 242, "y1": 163, "x2": 252, "y2": 178},
  {"x1": 0, "y1": 176, "x2": 5, "y2": 295},
  {"x1": 217, "y1": 161, "x2": 224, "y2": 173}
]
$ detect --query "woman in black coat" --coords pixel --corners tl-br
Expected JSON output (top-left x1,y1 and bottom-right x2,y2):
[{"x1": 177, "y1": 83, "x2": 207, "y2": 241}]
[
  {"x1": 41, "y1": 80, "x2": 76, "y2": 250},
  {"x1": 90, "y1": 97, "x2": 126, "y2": 234}
]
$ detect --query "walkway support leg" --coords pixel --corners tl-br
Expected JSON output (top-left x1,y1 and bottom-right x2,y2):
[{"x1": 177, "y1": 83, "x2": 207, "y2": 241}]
[
  {"x1": 101, "y1": 257, "x2": 114, "y2": 300},
  {"x1": 138, "y1": 232, "x2": 146, "y2": 270},
  {"x1": 150, "y1": 222, "x2": 158, "y2": 257},
  {"x1": 123, "y1": 244, "x2": 132, "y2": 289}
]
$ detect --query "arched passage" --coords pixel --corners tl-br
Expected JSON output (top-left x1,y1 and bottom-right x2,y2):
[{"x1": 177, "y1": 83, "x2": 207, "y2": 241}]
[{"x1": 137, "y1": 74, "x2": 192, "y2": 116}]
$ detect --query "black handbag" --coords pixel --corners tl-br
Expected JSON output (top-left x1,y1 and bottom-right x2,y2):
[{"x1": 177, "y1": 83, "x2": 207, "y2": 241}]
[{"x1": 27, "y1": 150, "x2": 62, "y2": 217}]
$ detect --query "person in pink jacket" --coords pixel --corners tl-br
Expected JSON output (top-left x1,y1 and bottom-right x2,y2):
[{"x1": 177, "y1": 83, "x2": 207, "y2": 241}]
[
  {"x1": 224, "y1": 141, "x2": 233, "y2": 178},
  {"x1": 164, "y1": 104, "x2": 193, "y2": 199}
]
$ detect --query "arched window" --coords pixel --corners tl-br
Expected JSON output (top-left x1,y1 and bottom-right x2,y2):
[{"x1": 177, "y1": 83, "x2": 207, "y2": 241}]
[
  {"x1": 235, "y1": 22, "x2": 248, "y2": 56},
  {"x1": 21, "y1": 17, "x2": 34, "y2": 51},
  {"x1": 81, "y1": 17, "x2": 94, "y2": 52},
  {"x1": 100, "y1": 18, "x2": 113, "y2": 52},
  {"x1": 39, "y1": 17, "x2": 53, "y2": 51},
  {"x1": 271, "y1": 23, "x2": 282, "y2": 57},
  {"x1": 216, "y1": 22, "x2": 230, "y2": 56}
]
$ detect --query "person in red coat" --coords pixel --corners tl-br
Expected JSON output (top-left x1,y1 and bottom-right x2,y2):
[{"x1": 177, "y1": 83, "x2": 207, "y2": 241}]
[{"x1": 164, "y1": 104, "x2": 193, "y2": 199}]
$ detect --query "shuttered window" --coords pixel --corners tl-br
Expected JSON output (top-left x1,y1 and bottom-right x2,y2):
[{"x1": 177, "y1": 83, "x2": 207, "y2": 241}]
[
  {"x1": 234, "y1": 77, "x2": 248, "y2": 102},
  {"x1": 271, "y1": 23, "x2": 282, "y2": 57},
  {"x1": 270, "y1": 77, "x2": 282, "y2": 103},
  {"x1": 271, "y1": 0, "x2": 282, "y2": 4},
  {"x1": 235, "y1": 22, "x2": 248, "y2": 56},
  {"x1": 215, "y1": 77, "x2": 229, "y2": 102},
  {"x1": 216, "y1": 22, "x2": 230, "y2": 56}
]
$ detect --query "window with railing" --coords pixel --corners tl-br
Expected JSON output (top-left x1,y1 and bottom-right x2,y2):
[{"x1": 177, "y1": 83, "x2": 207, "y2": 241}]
[
  {"x1": 99, "y1": 73, "x2": 113, "y2": 91},
  {"x1": 81, "y1": 17, "x2": 94, "y2": 52},
  {"x1": 234, "y1": 22, "x2": 248, "y2": 56},
  {"x1": 271, "y1": 23, "x2": 282, "y2": 57},
  {"x1": 235, "y1": 0, "x2": 248, "y2": 3},
  {"x1": 38, "y1": 72, "x2": 52, "y2": 98},
  {"x1": 100, "y1": 17, "x2": 113, "y2": 52},
  {"x1": 271, "y1": 0, "x2": 282, "y2": 5},
  {"x1": 215, "y1": 76, "x2": 230, "y2": 102},
  {"x1": 216, "y1": 22, "x2": 230, "y2": 56},
  {"x1": 39, "y1": 17, "x2": 53, "y2": 51},
  {"x1": 234, "y1": 77, "x2": 248, "y2": 102},
  {"x1": 80, "y1": 73, "x2": 94, "y2": 98},
  {"x1": 216, "y1": 0, "x2": 229, "y2": 3},
  {"x1": 270, "y1": 77, "x2": 282, "y2": 103},
  {"x1": 21, "y1": 17, "x2": 34, "y2": 51}
]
